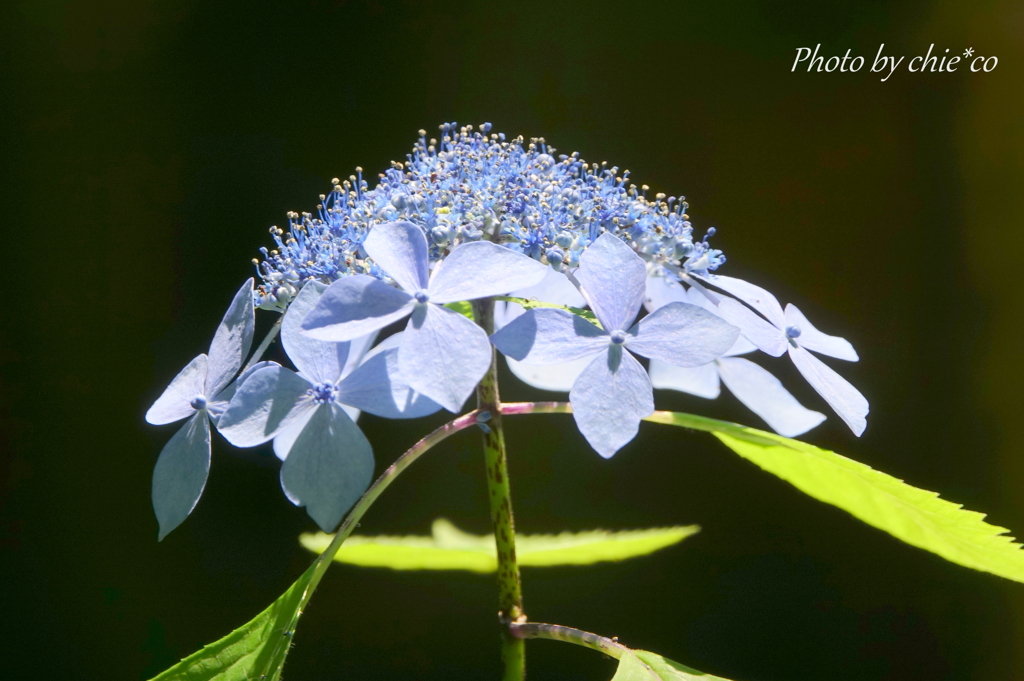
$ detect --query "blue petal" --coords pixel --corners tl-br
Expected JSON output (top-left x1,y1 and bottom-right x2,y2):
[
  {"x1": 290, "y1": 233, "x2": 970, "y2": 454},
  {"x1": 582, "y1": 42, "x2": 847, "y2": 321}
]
[
  {"x1": 787, "y1": 345, "x2": 868, "y2": 436},
  {"x1": 649, "y1": 359, "x2": 721, "y2": 399},
  {"x1": 627, "y1": 301, "x2": 739, "y2": 367},
  {"x1": 283, "y1": 281, "x2": 353, "y2": 384},
  {"x1": 399, "y1": 304, "x2": 492, "y2": 412},
  {"x1": 716, "y1": 298, "x2": 787, "y2": 357},
  {"x1": 505, "y1": 355, "x2": 592, "y2": 392},
  {"x1": 693, "y1": 273, "x2": 785, "y2": 328},
  {"x1": 785, "y1": 303, "x2": 858, "y2": 361},
  {"x1": 146, "y1": 354, "x2": 205, "y2": 425},
  {"x1": 643, "y1": 272, "x2": 690, "y2": 313},
  {"x1": 208, "y1": 360, "x2": 279, "y2": 424},
  {"x1": 363, "y1": 221, "x2": 430, "y2": 293},
  {"x1": 152, "y1": 411, "x2": 211, "y2": 540},
  {"x1": 272, "y1": 408, "x2": 317, "y2": 462},
  {"x1": 217, "y1": 365, "x2": 316, "y2": 447},
  {"x1": 490, "y1": 308, "x2": 608, "y2": 364},
  {"x1": 576, "y1": 233, "x2": 646, "y2": 333},
  {"x1": 336, "y1": 345, "x2": 443, "y2": 419},
  {"x1": 569, "y1": 347, "x2": 654, "y2": 458},
  {"x1": 300, "y1": 274, "x2": 414, "y2": 342},
  {"x1": 279, "y1": 403, "x2": 375, "y2": 532},
  {"x1": 206, "y1": 278, "x2": 256, "y2": 397},
  {"x1": 717, "y1": 356, "x2": 826, "y2": 437},
  {"x1": 427, "y1": 240, "x2": 548, "y2": 304}
]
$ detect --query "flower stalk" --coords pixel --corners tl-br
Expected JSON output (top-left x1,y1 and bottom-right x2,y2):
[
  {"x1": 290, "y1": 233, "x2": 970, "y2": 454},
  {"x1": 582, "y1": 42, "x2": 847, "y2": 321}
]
[{"x1": 473, "y1": 297, "x2": 527, "y2": 681}]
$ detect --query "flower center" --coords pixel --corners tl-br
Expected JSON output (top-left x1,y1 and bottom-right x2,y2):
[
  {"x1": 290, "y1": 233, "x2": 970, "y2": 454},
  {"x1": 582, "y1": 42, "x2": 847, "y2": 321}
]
[
  {"x1": 308, "y1": 382, "x2": 337, "y2": 404},
  {"x1": 785, "y1": 325, "x2": 802, "y2": 339},
  {"x1": 414, "y1": 290, "x2": 430, "y2": 304},
  {"x1": 190, "y1": 394, "x2": 208, "y2": 410},
  {"x1": 610, "y1": 330, "x2": 627, "y2": 345}
]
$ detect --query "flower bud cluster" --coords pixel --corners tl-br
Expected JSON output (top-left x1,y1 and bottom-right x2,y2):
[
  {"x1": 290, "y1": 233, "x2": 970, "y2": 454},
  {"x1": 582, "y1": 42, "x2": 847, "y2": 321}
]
[{"x1": 254, "y1": 123, "x2": 725, "y2": 309}]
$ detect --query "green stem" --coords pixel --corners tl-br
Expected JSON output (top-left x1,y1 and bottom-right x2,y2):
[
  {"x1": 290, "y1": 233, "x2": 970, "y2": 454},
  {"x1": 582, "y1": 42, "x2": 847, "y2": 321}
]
[
  {"x1": 509, "y1": 622, "x2": 631, "y2": 659},
  {"x1": 473, "y1": 297, "x2": 527, "y2": 681},
  {"x1": 291, "y1": 410, "x2": 481, "y2": 615},
  {"x1": 241, "y1": 316, "x2": 283, "y2": 374}
]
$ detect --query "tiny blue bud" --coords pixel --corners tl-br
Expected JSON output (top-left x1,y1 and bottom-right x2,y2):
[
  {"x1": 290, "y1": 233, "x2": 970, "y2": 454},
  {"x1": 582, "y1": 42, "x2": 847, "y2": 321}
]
[
  {"x1": 545, "y1": 247, "x2": 564, "y2": 265},
  {"x1": 414, "y1": 290, "x2": 430, "y2": 304},
  {"x1": 785, "y1": 325, "x2": 802, "y2": 339},
  {"x1": 190, "y1": 394, "x2": 208, "y2": 410},
  {"x1": 308, "y1": 382, "x2": 337, "y2": 404},
  {"x1": 555, "y1": 231, "x2": 574, "y2": 248},
  {"x1": 610, "y1": 330, "x2": 627, "y2": 345},
  {"x1": 430, "y1": 227, "x2": 449, "y2": 245}
]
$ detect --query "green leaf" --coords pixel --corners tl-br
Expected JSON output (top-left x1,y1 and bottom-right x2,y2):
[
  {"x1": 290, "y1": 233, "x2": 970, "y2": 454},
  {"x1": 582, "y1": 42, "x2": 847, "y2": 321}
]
[
  {"x1": 443, "y1": 300, "x2": 475, "y2": 319},
  {"x1": 300, "y1": 518, "x2": 699, "y2": 572},
  {"x1": 647, "y1": 411, "x2": 1024, "y2": 583},
  {"x1": 612, "y1": 649, "x2": 735, "y2": 680},
  {"x1": 496, "y1": 295, "x2": 602, "y2": 327},
  {"x1": 147, "y1": 563, "x2": 315, "y2": 681}
]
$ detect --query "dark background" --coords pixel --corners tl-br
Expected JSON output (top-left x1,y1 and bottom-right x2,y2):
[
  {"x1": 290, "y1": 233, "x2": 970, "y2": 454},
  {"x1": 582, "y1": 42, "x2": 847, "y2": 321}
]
[{"x1": 3, "y1": 1, "x2": 1023, "y2": 679}]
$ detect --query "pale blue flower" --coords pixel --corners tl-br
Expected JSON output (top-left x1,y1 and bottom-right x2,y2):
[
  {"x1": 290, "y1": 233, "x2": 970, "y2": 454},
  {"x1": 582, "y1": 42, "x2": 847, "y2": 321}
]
[
  {"x1": 491, "y1": 233, "x2": 739, "y2": 457},
  {"x1": 298, "y1": 220, "x2": 548, "y2": 412},
  {"x1": 691, "y1": 273, "x2": 868, "y2": 436},
  {"x1": 494, "y1": 267, "x2": 592, "y2": 392},
  {"x1": 252, "y1": 123, "x2": 725, "y2": 309},
  {"x1": 145, "y1": 279, "x2": 255, "y2": 540},
  {"x1": 217, "y1": 281, "x2": 441, "y2": 531},
  {"x1": 644, "y1": 275, "x2": 826, "y2": 437}
]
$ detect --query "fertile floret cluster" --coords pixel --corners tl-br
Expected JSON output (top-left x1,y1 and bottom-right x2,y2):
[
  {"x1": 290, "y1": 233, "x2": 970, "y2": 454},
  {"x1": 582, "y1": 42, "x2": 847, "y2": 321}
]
[{"x1": 253, "y1": 123, "x2": 724, "y2": 309}]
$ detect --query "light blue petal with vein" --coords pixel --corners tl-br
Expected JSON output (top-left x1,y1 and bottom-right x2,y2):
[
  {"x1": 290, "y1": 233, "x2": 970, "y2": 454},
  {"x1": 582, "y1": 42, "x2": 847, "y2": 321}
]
[
  {"x1": 694, "y1": 273, "x2": 785, "y2": 328},
  {"x1": 399, "y1": 304, "x2": 492, "y2": 412},
  {"x1": 627, "y1": 302, "x2": 739, "y2": 367},
  {"x1": 337, "y1": 346, "x2": 443, "y2": 419},
  {"x1": 208, "y1": 360, "x2": 279, "y2": 424},
  {"x1": 717, "y1": 356, "x2": 826, "y2": 437},
  {"x1": 206, "y1": 278, "x2": 255, "y2": 397},
  {"x1": 576, "y1": 233, "x2": 647, "y2": 332},
  {"x1": 644, "y1": 273, "x2": 688, "y2": 312},
  {"x1": 283, "y1": 281, "x2": 351, "y2": 384},
  {"x1": 649, "y1": 359, "x2": 721, "y2": 399},
  {"x1": 272, "y1": 408, "x2": 316, "y2": 461},
  {"x1": 146, "y1": 354, "x2": 206, "y2": 425},
  {"x1": 301, "y1": 274, "x2": 414, "y2": 342},
  {"x1": 217, "y1": 365, "x2": 316, "y2": 447},
  {"x1": 427, "y1": 241, "x2": 548, "y2": 304},
  {"x1": 363, "y1": 221, "x2": 430, "y2": 293},
  {"x1": 785, "y1": 303, "x2": 859, "y2": 361},
  {"x1": 717, "y1": 298, "x2": 787, "y2": 357},
  {"x1": 788, "y1": 345, "x2": 868, "y2": 436},
  {"x1": 570, "y1": 347, "x2": 655, "y2": 458},
  {"x1": 279, "y1": 403, "x2": 374, "y2": 532},
  {"x1": 506, "y1": 355, "x2": 593, "y2": 392},
  {"x1": 490, "y1": 308, "x2": 608, "y2": 364},
  {"x1": 152, "y1": 411, "x2": 211, "y2": 540}
]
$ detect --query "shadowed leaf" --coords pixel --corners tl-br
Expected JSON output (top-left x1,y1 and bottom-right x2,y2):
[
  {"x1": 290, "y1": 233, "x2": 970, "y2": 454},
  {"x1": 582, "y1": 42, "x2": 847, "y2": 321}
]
[{"x1": 300, "y1": 518, "x2": 699, "y2": 573}]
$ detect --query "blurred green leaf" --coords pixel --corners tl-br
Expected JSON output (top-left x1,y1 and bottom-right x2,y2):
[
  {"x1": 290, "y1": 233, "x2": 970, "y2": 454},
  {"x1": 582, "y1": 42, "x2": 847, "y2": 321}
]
[
  {"x1": 300, "y1": 518, "x2": 698, "y2": 572},
  {"x1": 648, "y1": 411, "x2": 1024, "y2": 583},
  {"x1": 147, "y1": 563, "x2": 315, "y2": 681},
  {"x1": 444, "y1": 300, "x2": 475, "y2": 318},
  {"x1": 497, "y1": 295, "x2": 601, "y2": 326},
  {"x1": 612, "y1": 648, "x2": 734, "y2": 680}
]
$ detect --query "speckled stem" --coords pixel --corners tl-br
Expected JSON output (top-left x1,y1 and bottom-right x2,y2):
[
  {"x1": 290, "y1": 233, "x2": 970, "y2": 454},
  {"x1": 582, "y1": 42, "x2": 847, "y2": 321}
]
[
  {"x1": 472, "y1": 297, "x2": 527, "y2": 681},
  {"x1": 509, "y1": 622, "x2": 632, "y2": 660}
]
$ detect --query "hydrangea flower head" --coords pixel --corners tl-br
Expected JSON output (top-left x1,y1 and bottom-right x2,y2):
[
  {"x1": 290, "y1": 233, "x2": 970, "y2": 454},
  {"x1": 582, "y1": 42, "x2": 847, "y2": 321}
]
[
  {"x1": 252, "y1": 124, "x2": 726, "y2": 309},
  {"x1": 645, "y1": 275, "x2": 826, "y2": 437},
  {"x1": 217, "y1": 281, "x2": 441, "y2": 531},
  {"x1": 298, "y1": 220, "x2": 547, "y2": 412},
  {"x1": 144, "y1": 279, "x2": 255, "y2": 539},
  {"x1": 491, "y1": 233, "x2": 740, "y2": 457},
  {"x1": 694, "y1": 273, "x2": 868, "y2": 435}
]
